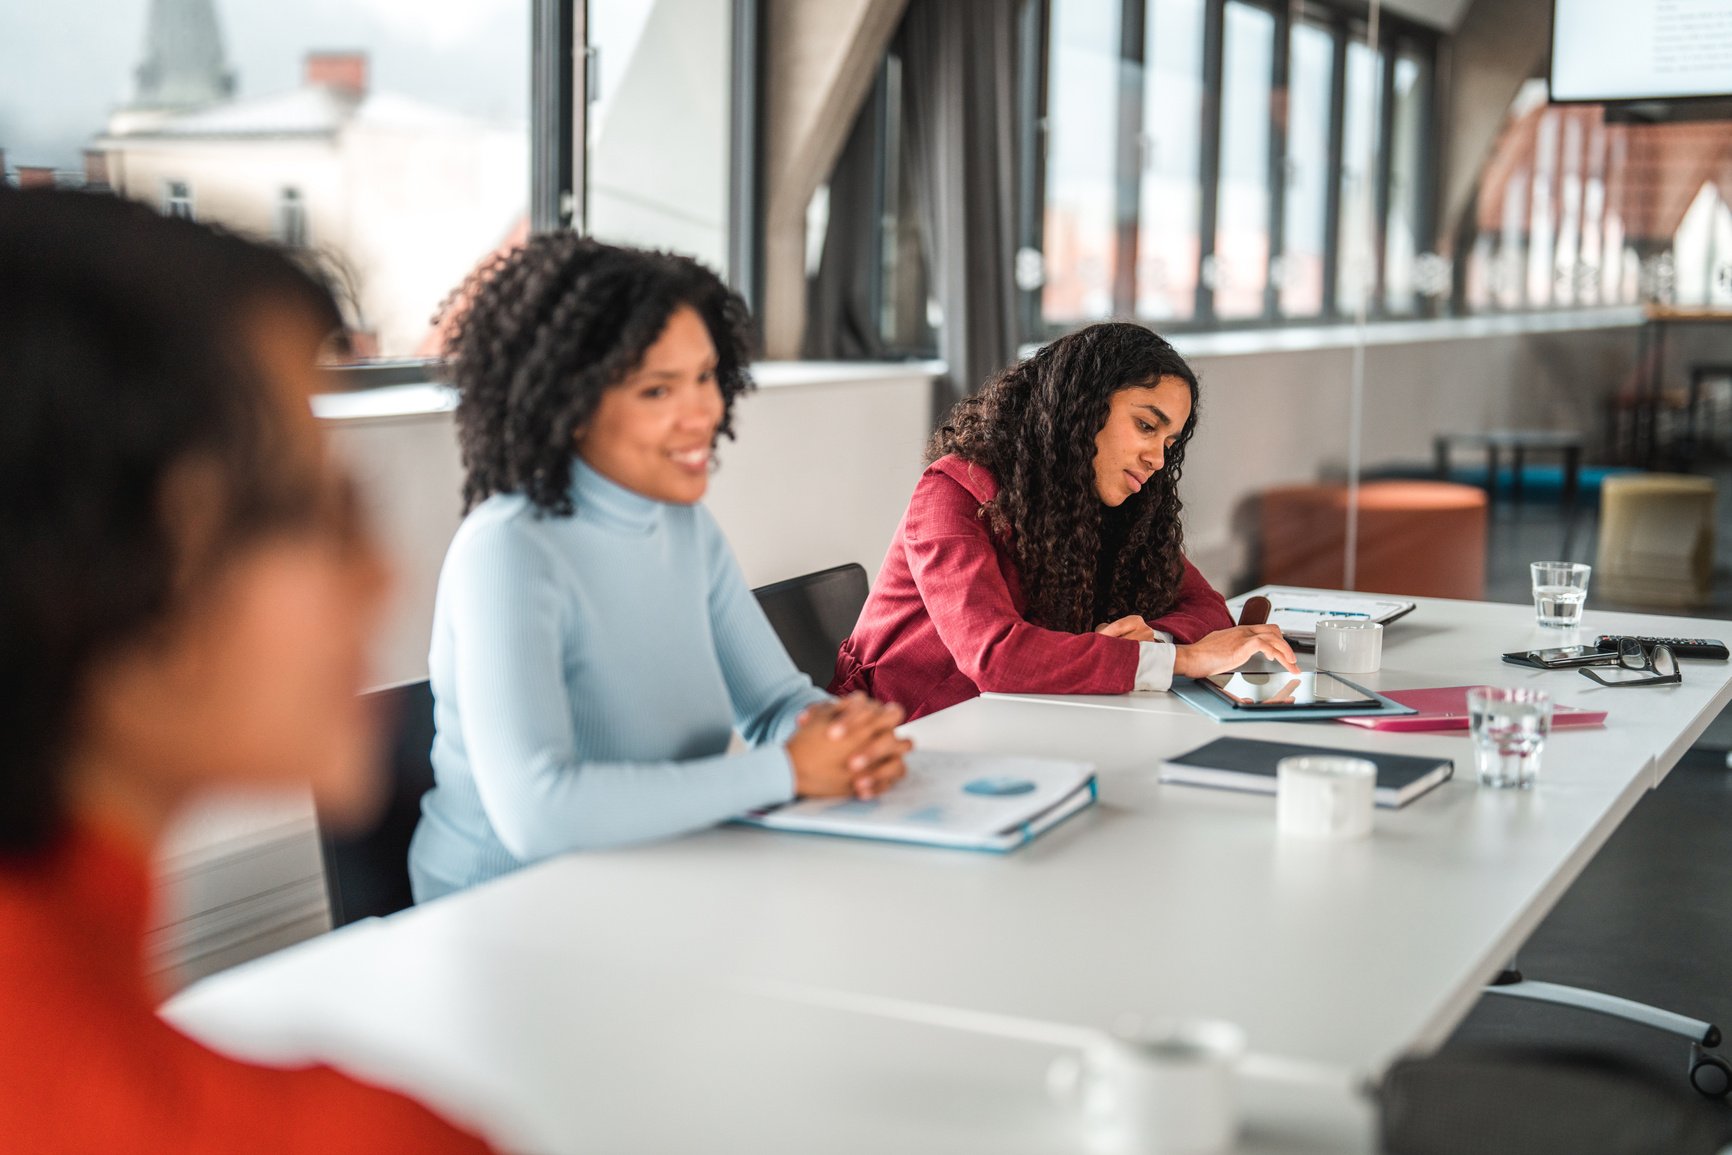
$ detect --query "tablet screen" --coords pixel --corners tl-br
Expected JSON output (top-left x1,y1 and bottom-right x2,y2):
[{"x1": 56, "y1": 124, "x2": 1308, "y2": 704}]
[{"x1": 1199, "y1": 670, "x2": 1380, "y2": 709}]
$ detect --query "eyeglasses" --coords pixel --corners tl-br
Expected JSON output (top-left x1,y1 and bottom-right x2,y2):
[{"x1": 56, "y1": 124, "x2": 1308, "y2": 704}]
[{"x1": 1580, "y1": 639, "x2": 1681, "y2": 687}]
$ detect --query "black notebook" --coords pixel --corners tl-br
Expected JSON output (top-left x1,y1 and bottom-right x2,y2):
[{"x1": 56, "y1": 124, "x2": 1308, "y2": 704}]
[{"x1": 1158, "y1": 737, "x2": 1454, "y2": 809}]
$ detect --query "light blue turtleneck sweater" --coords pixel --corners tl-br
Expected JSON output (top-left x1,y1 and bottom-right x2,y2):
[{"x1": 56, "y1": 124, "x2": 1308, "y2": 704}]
[{"x1": 407, "y1": 459, "x2": 829, "y2": 901}]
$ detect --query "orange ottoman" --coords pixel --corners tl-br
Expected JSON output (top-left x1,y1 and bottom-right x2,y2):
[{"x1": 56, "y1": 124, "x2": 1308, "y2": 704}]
[{"x1": 1259, "y1": 481, "x2": 1488, "y2": 600}]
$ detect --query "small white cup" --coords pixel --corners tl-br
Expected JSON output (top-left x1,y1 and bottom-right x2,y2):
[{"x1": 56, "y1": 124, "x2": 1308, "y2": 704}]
[
  {"x1": 1314, "y1": 619, "x2": 1383, "y2": 674},
  {"x1": 1276, "y1": 756, "x2": 1376, "y2": 839},
  {"x1": 1048, "y1": 1017, "x2": 1245, "y2": 1154}
]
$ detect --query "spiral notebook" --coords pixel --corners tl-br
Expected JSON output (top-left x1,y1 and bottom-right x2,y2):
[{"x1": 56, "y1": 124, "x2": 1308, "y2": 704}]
[
  {"x1": 1229, "y1": 589, "x2": 1416, "y2": 643},
  {"x1": 738, "y1": 750, "x2": 1097, "y2": 852}
]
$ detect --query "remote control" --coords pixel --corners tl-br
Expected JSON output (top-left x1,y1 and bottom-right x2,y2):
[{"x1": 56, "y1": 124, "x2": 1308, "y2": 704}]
[{"x1": 1596, "y1": 635, "x2": 1730, "y2": 661}]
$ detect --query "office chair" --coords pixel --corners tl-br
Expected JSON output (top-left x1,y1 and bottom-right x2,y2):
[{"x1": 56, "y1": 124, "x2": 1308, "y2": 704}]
[
  {"x1": 751, "y1": 562, "x2": 870, "y2": 689},
  {"x1": 1483, "y1": 961, "x2": 1730, "y2": 1097},
  {"x1": 1379, "y1": 1046, "x2": 1729, "y2": 1154},
  {"x1": 318, "y1": 679, "x2": 436, "y2": 927}
]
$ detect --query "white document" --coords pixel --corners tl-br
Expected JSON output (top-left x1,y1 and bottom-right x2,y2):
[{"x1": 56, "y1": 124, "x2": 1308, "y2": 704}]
[
  {"x1": 1237, "y1": 589, "x2": 1415, "y2": 641},
  {"x1": 738, "y1": 750, "x2": 1096, "y2": 852}
]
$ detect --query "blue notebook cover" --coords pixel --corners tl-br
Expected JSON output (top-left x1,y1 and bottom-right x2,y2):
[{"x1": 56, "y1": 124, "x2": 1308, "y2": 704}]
[{"x1": 1170, "y1": 676, "x2": 1417, "y2": 723}]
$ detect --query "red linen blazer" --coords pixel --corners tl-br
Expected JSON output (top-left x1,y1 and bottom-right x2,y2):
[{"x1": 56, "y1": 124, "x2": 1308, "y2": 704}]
[{"x1": 830, "y1": 455, "x2": 1233, "y2": 719}]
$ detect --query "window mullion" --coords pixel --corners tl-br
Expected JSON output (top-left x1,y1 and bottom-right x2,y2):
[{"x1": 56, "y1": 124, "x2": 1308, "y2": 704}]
[
  {"x1": 1374, "y1": 28, "x2": 1397, "y2": 315},
  {"x1": 1018, "y1": 0, "x2": 1051, "y2": 344},
  {"x1": 530, "y1": 0, "x2": 578, "y2": 234},
  {"x1": 1264, "y1": 2, "x2": 1291, "y2": 321},
  {"x1": 1321, "y1": 17, "x2": 1347, "y2": 317},
  {"x1": 1194, "y1": 0, "x2": 1225, "y2": 322},
  {"x1": 1113, "y1": 0, "x2": 1148, "y2": 317}
]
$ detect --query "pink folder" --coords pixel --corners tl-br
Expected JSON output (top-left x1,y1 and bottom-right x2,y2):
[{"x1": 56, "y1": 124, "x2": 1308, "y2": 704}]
[{"x1": 1336, "y1": 686, "x2": 1607, "y2": 732}]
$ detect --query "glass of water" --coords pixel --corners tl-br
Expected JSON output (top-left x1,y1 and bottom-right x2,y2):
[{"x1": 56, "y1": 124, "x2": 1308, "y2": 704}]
[
  {"x1": 1531, "y1": 562, "x2": 1591, "y2": 628},
  {"x1": 1466, "y1": 686, "x2": 1553, "y2": 789}
]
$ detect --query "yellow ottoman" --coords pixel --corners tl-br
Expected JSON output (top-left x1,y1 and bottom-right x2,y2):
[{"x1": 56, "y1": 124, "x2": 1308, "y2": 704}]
[{"x1": 1596, "y1": 474, "x2": 1716, "y2": 607}]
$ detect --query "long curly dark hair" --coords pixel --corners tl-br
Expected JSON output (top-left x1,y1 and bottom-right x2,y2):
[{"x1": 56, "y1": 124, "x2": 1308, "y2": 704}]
[
  {"x1": 441, "y1": 234, "x2": 755, "y2": 515},
  {"x1": 928, "y1": 322, "x2": 1201, "y2": 633}
]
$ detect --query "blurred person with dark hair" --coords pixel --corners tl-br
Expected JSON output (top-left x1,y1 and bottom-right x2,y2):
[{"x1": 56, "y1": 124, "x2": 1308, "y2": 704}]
[
  {"x1": 832, "y1": 322, "x2": 1297, "y2": 720},
  {"x1": 408, "y1": 235, "x2": 909, "y2": 902},
  {"x1": 0, "y1": 189, "x2": 493, "y2": 1152}
]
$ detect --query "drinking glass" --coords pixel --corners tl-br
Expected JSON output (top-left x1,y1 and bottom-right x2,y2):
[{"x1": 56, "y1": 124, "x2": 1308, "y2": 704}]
[
  {"x1": 1531, "y1": 562, "x2": 1591, "y2": 628},
  {"x1": 1467, "y1": 686, "x2": 1553, "y2": 789}
]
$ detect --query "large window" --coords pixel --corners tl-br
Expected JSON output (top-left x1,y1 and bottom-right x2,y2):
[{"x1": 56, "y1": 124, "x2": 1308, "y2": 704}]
[
  {"x1": 1280, "y1": 20, "x2": 1334, "y2": 317},
  {"x1": 1042, "y1": 0, "x2": 1122, "y2": 323},
  {"x1": 585, "y1": 0, "x2": 738, "y2": 278},
  {"x1": 1032, "y1": 0, "x2": 1441, "y2": 335},
  {"x1": 1214, "y1": 1, "x2": 1274, "y2": 319},
  {"x1": 1135, "y1": 0, "x2": 1205, "y2": 321},
  {"x1": 1, "y1": 1, "x2": 532, "y2": 362},
  {"x1": 2, "y1": 1, "x2": 758, "y2": 370}
]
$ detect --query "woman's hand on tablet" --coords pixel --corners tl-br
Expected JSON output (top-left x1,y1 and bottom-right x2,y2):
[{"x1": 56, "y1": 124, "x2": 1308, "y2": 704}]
[{"x1": 1173, "y1": 626, "x2": 1300, "y2": 678}]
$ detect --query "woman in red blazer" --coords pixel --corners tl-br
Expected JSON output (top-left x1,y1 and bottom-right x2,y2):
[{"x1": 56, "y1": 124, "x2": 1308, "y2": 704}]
[
  {"x1": 0, "y1": 191, "x2": 492, "y2": 1152},
  {"x1": 832, "y1": 322, "x2": 1296, "y2": 719}
]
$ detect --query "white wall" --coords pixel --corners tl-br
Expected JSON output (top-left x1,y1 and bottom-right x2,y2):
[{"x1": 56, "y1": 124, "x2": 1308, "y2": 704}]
[
  {"x1": 318, "y1": 365, "x2": 940, "y2": 687},
  {"x1": 320, "y1": 397, "x2": 467, "y2": 688},
  {"x1": 705, "y1": 363, "x2": 937, "y2": 588}
]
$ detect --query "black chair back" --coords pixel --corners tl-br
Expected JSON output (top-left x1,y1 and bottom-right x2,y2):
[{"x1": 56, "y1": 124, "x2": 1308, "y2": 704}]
[
  {"x1": 752, "y1": 563, "x2": 870, "y2": 690},
  {"x1": 320, "y1": 679, "x2": 436, "y2": 927}
]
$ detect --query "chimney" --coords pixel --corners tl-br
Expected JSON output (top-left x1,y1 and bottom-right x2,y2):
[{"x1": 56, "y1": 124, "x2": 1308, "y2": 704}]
[
  {"x1": 305, "y1": 51, "x2": 367, "y2": 98},
  {"x1": 18, "y1": 166, "x2": 56, "y2": 190},
  {"x1": 83, "y1": 150, "x2": 111, "y2": 188}
]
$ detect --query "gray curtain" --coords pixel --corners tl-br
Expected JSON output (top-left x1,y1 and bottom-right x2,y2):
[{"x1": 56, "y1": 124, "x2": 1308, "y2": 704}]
[
  {"x1": 804, "y1": 86, "x2": 887, "y2": 361},
  {"x1": 896, "y1": 0, "x2": 1022, "y2": 413}
]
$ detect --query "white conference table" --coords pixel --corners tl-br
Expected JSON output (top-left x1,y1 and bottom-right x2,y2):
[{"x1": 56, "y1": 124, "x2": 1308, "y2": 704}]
[{"x1": 167, "y1": 591, "x2": 1732, "y2": 1153}]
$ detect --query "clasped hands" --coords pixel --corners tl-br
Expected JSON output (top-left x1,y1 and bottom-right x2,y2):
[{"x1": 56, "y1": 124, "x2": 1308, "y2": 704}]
[
  {"x1": 786, "y1": 692, "x2": 912, "y2": 801},
  {"x1": 1094, "y1": 615, "x2": 1299, "y2": 678}
]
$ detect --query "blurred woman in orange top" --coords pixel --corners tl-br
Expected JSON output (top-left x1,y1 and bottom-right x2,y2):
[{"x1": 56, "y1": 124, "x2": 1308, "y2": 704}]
[{"x1": 0, "y1": 188, "x2": 493, "y2": 1153}]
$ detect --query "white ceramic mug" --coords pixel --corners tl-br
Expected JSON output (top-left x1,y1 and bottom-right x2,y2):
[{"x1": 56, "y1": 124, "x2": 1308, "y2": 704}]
[
  {"x1": 1276, "y1": 755, "x2": 1376, "y2": 839},
  {"x1": 1048, "y1": 1017, "x2": 1245, "y2": 1154},
  {"x1": 1313, "y1": 619, "x2": 1383, "y2": 674}
]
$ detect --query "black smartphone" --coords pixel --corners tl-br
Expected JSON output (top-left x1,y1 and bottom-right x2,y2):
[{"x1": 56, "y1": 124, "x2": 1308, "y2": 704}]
[{"x1": 1502, "y1": 644, "x2": 1615, "y2": 669}]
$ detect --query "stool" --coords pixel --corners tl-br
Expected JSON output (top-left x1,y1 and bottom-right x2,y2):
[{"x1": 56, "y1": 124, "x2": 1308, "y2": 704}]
[
  {"x1": 1434, "y1": 429, "x2": 1584, "y2": 555},
  {"x1": 1685, "y1": 363, "x2": 1732, "y2": 461},
  {"x1": 1260, "y1": 481, "x2": 1488, "y2": 600},
  {"x1": 1596, "y1": 474, "x2": 1716, "y2": 607}
]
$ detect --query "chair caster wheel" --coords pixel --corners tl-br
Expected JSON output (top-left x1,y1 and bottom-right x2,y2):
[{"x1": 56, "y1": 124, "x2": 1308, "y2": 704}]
[{"x1": 1689, "y1": 1052, "x2": 1730, "y2": 1098}]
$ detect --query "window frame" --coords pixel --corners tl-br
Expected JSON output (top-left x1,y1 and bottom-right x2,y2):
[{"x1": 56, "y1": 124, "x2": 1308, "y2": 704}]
[
  {"x1": 334, "y1": 0, "x2": 760, "y2": 390},
  {"x1": 1023, "y1": 0, "x2": 1443, "y2": 343}
]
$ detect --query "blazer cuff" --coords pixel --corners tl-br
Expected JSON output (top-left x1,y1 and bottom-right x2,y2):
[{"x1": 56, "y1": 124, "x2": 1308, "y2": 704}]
[{"x1": 1133, "y1": 641, "x2": 1177, "y2": 692}]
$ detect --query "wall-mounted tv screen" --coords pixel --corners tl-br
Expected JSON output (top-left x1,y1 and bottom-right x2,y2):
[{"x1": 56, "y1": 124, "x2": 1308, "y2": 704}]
[{"x1": 1552, "y1": 0, "x2": 1732, "y2": 103}]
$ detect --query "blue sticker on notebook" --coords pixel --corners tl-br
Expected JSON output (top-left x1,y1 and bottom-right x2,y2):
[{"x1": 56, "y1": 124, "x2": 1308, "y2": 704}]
[{"x1": 963, "y1": 777, "x2": 1037, "y2": 796}]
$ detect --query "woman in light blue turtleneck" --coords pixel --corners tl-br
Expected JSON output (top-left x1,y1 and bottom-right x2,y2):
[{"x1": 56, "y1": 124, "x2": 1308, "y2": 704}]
[{"x1": 408, "y1": 238, "x2": 910, "y2": 902}]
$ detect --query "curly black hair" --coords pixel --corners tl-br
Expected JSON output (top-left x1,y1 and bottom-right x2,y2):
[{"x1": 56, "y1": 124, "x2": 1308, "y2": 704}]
[
  {"x1": 440, "y1": 234, "x2": 755, "y2": 515},
  {"x1": 928, "y1": 321, "x2": 1201, "y2": 634},
  {"x1": 0, "y1": 188, "x2": 344, "y2": 855}
]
